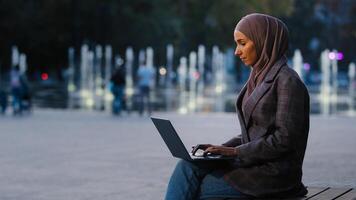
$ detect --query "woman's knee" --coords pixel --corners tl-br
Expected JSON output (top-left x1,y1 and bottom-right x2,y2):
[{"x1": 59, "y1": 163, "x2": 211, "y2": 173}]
[
  {"x1": 175, "y1": 160, "x2": 196, "y2": 171},
  {"x1": 169, "y1": 160, "x2": 198, "y2": 181}
]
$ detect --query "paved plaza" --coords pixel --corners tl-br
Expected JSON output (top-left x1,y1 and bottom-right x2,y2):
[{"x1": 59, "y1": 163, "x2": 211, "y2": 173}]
[{"x1": 0, "y1": 109, "x2": 355, "y2": 200}]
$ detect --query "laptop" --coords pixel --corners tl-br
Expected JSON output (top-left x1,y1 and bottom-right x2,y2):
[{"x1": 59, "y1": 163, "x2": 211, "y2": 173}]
[{"x1": 151, "y1": 117, "x2": 234, "y2": 161}]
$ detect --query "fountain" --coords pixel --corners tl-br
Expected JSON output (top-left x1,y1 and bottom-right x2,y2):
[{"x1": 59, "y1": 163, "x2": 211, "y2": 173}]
[
  {"x1": 125, "y1": 47, "x2": 134, "y2": 113},
  {"x1": 211, "y1": 46, "x2": 219, "y2": 86},
  {"x1": 197, "y1": 45, "x2": 205, "y2": 112},
  {"x1": 67, "y1": 47, "x2": 75, "y2": 91},
  {"x1": 348, "y1": 62, "x2": 355, "y2": 115},
  {"x1": 320, "y1": 50, "x2": 331, "y2": 116},
  {"x1": 165, "y1": 44, "x2": 174, "y2": 111},
  {"x1": 292, "y1": 49, "x2": 303, "y2": 80},
  {"x1": 103, "y1": 45, "x2": 113, "y2": 111},
  {"x1": 11, "y1": 46, "x2": 20, "y2": 68},
  {"x1": 188, "y1": 51, "x2": 197, "y2": 112},
  {"x1": 146, "y1": 47, "x2": 156, "y2": 107},
  {"x1": 211, "y1": 46, "x2": 225, "y2": 112},
  {"x1": 178, "y1": 57, "x2": 188, "y2": 114},
  {"x1": 11, "y1": 46, "x2": 27, "y2": 77},
  {"x1": 79, "y1": 44, "x2": 89, "y2": 109},
  {"x1": 94, "y1": 45, "x2": 103, "y2": 110},
  {"x1": 146, "y1": 47, "x2": 155, "y2": 83},
  {"x1": 67, "y1": 47, "x2": 76, "y2": 108},
  {"x1": 138, "y1": 49, "x2": 145, "y2": 66},
  {"x1": 19, "y1": 54, "x2": 27, "y2": 74},
  {"x1": 166, "y1": 44, "x2": 174, "y2": 86},
  {"x1": 215, "y1": 51, "x2": 225, "y2": 112},
  {"x1": 87, "y1": 50, "x2": 95, "y2": 109},
  {"x1": 330, "y1": 50, "x2": 338, "y2": 114}
]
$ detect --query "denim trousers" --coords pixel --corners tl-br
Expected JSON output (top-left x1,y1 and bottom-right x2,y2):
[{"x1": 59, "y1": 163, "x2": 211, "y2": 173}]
[
  {"x1": 138, "y1": 86, "x2": 151, "y2": 115},
  {"x1": 112, "y1": 85, "x2": 124, "y2": 114},
  {"x1": 165, "y1": 160, "x2": 247, "y2": 200},
  {"x1": 11, "y1": 88, "x2": 22, "y2": 113}
]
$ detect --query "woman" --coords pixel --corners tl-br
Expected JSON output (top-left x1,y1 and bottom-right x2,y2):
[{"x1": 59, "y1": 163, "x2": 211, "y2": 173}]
[{"x1": 165, "y1": 13, "x2": 310, "y2": 199}]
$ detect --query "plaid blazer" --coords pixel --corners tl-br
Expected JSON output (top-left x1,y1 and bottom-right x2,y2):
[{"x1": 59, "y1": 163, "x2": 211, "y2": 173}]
[{"x1": 222, "y1": 57, "x2": 310, "y2": 198}]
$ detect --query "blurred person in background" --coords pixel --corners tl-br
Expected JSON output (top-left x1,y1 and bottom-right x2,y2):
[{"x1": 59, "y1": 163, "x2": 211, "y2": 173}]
[
  {"x1": 10, "y1": 65, "x2": 22, "y2": 115},
  {"x1": 19, "y1": 72, "x2": 32, "y2": 114},
  {"x1": 0, "y1": 87, "x2": 7, "y2": 115},
  {"x1": 136, "y1": 64, "x2": 154, "y2": 116},
  {"x1": 110, "y1": 65, "x2": 126, "y2": 115}
]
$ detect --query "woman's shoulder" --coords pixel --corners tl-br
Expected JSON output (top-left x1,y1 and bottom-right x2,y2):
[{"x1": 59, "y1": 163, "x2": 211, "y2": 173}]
[
  {"x1": 276, "y1": 64, "x2": 308, "y2": 91},
  {"x1": 278, "y1": 64, "x2": 300, "y2": 79},
  {"x1": 277, "y1": 64, "x2": 302, "y2": 81}
]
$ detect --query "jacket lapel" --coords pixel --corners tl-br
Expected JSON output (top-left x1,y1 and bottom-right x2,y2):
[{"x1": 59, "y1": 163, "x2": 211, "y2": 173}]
[
  {"x1": 242, "y1": 56, "x2": 287, "y2": 129},
  {"x1": 235, "y1": 84, "x2": 248, "y2": 142}
]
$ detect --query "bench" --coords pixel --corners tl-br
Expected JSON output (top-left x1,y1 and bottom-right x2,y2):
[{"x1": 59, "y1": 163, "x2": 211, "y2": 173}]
[{"x1": 205, "y1": 187, "x2": 355, "y2": 200}]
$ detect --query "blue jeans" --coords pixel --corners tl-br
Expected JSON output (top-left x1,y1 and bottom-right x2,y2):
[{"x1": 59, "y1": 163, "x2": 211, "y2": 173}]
[
  {"x1": 138, "y1": 86, "x2": 151, "y2": 115},
  {"x1": 12, "y1": 87, "x2": 22, "y2": 114},
  {"x1": 0, "y1": 90, "x2": 7, "y2": 114},
  {"x1": 165, "y1": 160, "x2": 247, "y2": 200},
  {"x1": 112, "y1": 85, "x2": 124, "y2": 115}
]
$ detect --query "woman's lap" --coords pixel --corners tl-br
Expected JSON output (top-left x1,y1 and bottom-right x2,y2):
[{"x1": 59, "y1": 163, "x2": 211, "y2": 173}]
[
  {"x1": 166, "y1": 160, "x2": 246, "y2": 199},
  {"x1": 199, "y1": 170, "x2": 246, "y2": 199}
]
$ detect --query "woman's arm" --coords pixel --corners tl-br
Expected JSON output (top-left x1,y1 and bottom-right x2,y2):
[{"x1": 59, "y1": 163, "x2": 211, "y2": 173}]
[
  {"x1": 222, "y1": 135, "x2": 242, "y2": 147},
  {"x1": 201, "y1": 135, "x2": 242, "y2": 157}
]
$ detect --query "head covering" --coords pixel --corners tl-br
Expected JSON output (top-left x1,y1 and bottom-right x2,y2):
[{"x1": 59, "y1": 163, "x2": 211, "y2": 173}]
[{"x1": 235, "y1": 13, "x2": 289, "y2": 96}]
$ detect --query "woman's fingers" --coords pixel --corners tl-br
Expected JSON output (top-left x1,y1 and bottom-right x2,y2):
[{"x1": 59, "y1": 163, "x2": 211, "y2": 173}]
[
  {"x1": 204, "y1": 146, "x2": 221, "y2": 155},
  {"x1": 204, "y1": 146, "x2": 236, "y2": 156},
  {"x1": 191, "y1": 144, "x2": 214, "y2": 154}
]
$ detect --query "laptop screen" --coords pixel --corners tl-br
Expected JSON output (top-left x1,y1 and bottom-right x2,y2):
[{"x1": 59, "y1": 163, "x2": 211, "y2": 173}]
[{"x1": 151, "y1": 117, "x2": 191, "y2": 160}]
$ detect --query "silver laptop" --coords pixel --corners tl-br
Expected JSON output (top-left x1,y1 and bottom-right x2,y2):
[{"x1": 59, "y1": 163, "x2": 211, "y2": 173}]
[{"x1": 151, "y1": 117, "x2": 234, "y2": 161}]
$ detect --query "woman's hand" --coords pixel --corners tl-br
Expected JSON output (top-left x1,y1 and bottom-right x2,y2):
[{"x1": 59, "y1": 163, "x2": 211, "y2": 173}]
[
  {"x1": 191, "y1": 144, "x2": 213, "y2": 156},
  {"x1": 204, "y1": 145, "x2": 238, "y2": 157}
]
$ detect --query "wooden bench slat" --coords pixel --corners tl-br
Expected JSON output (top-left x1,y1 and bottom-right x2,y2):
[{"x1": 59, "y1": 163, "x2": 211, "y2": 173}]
[
  {"x1": 276, "y1": 187, "x2": 329, "y2": 200},
  {"x1": 307, "y1": 188, "x2": 352, "y2": 200},
  {"x1": 304, "y1": 187, "x2": 330, "y2": 200},
  {"x1": 334, "y1": 189, "x2": 356, "y2": 200},
  {"x1": 203, "y1": 187, "x2": 354, "y2": 200}
]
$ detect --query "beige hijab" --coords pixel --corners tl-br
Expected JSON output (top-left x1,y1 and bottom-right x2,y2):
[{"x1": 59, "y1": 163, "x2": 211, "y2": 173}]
[{"x1": 235, "y1": 13, "x2": 289, "y2": 96}]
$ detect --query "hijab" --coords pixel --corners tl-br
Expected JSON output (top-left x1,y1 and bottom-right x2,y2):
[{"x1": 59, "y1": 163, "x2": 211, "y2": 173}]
[{"x1": 235, "y1": 13, "x2": 289, "y2": 96}]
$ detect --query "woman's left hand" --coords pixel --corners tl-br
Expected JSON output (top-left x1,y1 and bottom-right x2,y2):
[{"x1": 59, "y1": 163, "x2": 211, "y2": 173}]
[{"x1": 204, "y1": 145, "x2": 238, "y2": 157}]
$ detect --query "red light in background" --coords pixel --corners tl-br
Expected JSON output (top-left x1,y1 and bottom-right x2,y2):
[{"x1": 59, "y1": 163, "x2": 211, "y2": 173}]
[{"x1": 41, "y1": 73, "x2": 49, "y2": 80}]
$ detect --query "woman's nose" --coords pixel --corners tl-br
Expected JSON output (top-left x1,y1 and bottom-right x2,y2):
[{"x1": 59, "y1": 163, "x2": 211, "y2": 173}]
[{"x1": 235, "y1": 47, "x2": 241, "y2": 56}]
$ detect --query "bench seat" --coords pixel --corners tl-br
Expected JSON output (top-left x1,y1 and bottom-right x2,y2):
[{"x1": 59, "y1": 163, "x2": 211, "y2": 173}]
[{"x1": 203, "y1": 187, "x2": 355, "y2": 200}]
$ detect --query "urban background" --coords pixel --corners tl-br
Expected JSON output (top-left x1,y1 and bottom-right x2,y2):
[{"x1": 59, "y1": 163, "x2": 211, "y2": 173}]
[{"x1": 0, "y1": 0, "x2": 355, "y2": 115}]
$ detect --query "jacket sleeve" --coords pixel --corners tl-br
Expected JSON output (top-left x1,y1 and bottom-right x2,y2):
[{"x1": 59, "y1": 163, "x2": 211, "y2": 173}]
[
  {"x1": 236, "y1": 75, "x2": 309, "y2": 166},
  {"x1": 222, "y1": 135, "x2": 242, "y2": 147}
]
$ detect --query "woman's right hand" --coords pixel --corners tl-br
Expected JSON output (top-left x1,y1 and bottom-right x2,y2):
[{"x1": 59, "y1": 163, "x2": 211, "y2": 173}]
[
  {"x1": 204, "y1": 145, "x2": 238, "y2": 157},
  {"x1": 191, "y1": 144, "x2": 213, "y2": 155}
]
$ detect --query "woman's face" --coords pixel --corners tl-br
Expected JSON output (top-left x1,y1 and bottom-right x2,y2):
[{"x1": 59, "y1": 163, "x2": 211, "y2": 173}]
[{"x1": 234, "y1": 31, "x2": 257, "y2": 66}]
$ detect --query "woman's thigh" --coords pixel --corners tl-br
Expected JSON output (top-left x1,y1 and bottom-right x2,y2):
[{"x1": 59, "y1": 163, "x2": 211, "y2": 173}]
[{"x1": 199, "y1": 170, "x2": 246, "y2": 199}]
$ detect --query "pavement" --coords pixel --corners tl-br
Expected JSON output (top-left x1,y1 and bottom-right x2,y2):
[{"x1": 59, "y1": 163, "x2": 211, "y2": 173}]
[{"x1": 0, "y1": 109, "x2": 355, "y2": 200}]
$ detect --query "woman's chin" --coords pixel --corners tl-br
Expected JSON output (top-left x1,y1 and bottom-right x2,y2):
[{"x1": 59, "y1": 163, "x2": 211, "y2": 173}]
[{"x1": 242, "y1": 61, "x2": 251, "y2": 66}]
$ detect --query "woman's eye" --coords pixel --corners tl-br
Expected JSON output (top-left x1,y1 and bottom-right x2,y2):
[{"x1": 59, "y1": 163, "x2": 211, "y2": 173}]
[{"x1": 237, "y1": 43, "x2": 245, "y2": 47}]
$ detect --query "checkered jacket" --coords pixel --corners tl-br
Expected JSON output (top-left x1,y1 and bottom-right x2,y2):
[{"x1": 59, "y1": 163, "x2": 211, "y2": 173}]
[{"x1": 222, "y1": 57, "x2": 310, "y2": 198}]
